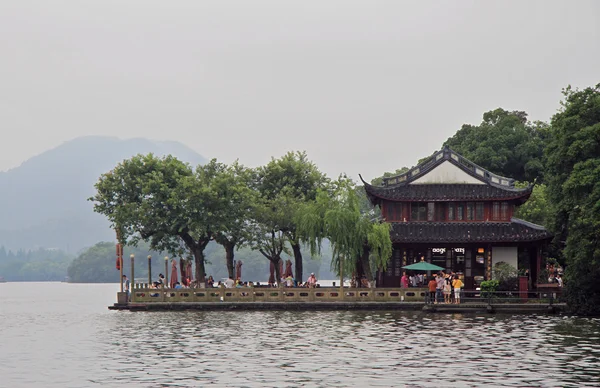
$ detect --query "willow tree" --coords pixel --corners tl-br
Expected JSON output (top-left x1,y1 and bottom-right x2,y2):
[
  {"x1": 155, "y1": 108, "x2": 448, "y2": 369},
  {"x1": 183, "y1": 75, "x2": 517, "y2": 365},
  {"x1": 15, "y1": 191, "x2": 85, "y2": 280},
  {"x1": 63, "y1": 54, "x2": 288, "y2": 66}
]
[
  {"x1": 90, "y1": 155, "x2": 232, "y2": 284},
  {"x1": 297, "y1": 178, "x2": 392, "y2": 286}
]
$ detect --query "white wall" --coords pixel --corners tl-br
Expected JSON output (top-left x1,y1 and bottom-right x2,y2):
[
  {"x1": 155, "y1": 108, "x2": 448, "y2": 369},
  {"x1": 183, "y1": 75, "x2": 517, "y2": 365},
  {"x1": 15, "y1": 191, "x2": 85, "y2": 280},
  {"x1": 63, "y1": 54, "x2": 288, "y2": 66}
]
[
  {"x1": 410, "y1": 161, "x2": 485, "y2": 184},
  {"x1": 492, "y1": 246, "x2": 518, "y2": 274}
]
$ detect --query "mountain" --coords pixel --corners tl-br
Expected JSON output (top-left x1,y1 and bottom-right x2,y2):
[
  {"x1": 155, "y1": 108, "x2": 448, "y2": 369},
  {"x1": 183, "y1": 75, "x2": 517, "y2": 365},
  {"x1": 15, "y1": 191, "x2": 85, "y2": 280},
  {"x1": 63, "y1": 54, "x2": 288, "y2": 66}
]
[{"x1": 0, "y1": 136, "x2": 207, "y2": 252}]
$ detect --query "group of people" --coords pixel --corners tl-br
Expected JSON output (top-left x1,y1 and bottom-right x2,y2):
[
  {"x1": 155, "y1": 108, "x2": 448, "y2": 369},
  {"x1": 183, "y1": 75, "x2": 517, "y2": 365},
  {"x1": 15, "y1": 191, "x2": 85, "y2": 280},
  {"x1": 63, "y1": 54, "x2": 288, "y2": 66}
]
[
  {"x1": 426, "y1": 271, "x2": 464, "y2": 304},
  {"x1": 400, "y1": 273, "x2": 428, "y2": 288}
]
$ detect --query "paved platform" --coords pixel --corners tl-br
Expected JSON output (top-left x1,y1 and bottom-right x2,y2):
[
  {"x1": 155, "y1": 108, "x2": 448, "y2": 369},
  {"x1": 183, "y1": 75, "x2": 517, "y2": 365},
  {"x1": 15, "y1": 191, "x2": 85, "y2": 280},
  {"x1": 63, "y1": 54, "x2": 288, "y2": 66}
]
[{"x1": 109, "y1": 301, "x2": 565, "y2": 314}]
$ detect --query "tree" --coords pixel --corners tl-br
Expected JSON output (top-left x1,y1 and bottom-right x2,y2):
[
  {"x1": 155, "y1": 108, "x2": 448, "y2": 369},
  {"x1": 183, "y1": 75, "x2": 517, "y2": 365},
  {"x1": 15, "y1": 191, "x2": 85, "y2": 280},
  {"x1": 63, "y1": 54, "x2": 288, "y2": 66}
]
[
  {"x1": 370, "y1": 167, "x2": 410, "y2": 186},
  {"x1": 514, "y1": 182, "x2": 551, "y2": 227},
  {"x1": 257, "y1": 151, "x2": 329, "y2": 283},
  {"x1": 444, "y1": 108, "x2": 548, "y2": 183},
  {"x1": 248, "y1": 194, "x2": 290, "y2": 283},
  {"x1": 212, "y1": 162, "x2": 258, "y2": 279},
  {"x1": 90, "y1": 154, "x2": 232, "y2": 284},
  {"x1": 297, "y1": 178, "x2": 392, "y2": 286},
  {"x1": 545, "y1": 84, "x2": 600, "y2": 315}
]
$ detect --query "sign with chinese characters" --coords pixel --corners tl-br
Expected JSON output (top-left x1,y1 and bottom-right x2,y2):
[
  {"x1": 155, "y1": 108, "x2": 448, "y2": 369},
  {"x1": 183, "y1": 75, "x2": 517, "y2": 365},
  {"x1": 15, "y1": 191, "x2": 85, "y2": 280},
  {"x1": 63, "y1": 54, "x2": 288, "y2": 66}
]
[{"x1": 432, "y1": 247, "x2": 465, "y2": 254}]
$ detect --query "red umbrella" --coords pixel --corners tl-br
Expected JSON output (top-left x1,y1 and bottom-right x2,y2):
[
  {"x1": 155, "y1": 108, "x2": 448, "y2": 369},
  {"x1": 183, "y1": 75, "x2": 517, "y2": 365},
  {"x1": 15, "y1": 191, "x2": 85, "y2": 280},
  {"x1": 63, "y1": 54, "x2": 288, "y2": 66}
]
[
  {"x1": 283, "y1": 259, "x2": 293, "y2": 278},
  {"x1": 235, "y1": 260, "x2": 243, "y2": 280},
  {"x1": 268, "y1": 261, "x2": 275, "y2": 285},
  {"x1": 170, "y1": 260, "x2": 178, "y2": 288}
]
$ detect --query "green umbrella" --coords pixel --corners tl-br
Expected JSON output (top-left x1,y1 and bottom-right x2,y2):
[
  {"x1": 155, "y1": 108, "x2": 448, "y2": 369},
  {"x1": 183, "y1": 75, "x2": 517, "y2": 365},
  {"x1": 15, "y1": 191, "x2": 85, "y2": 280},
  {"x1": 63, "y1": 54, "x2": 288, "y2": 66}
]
[{"x1": 402, "y1": 261, "x2": 444, "y2": 271}]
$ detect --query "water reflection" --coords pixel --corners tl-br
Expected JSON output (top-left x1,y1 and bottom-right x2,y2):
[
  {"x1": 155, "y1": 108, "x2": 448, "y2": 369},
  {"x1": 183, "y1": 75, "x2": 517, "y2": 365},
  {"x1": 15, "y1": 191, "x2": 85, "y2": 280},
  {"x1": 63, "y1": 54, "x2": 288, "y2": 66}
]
[{"x1": 0, "y1": 283, "x2": 599, "y2": 387}]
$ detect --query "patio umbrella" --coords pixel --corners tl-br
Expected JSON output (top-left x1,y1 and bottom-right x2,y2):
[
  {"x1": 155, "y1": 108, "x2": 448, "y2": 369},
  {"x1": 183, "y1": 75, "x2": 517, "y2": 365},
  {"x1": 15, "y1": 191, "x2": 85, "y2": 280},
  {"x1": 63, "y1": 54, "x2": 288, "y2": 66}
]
[
  {"x1": 268, "y1": 261, "x2": 275, "y2": 285},
  {"x1": 402, "y1": 262, "x2": 444, "y2": 271},
  {"x1": 283, "y1": 259, "x2": 293, "y2": 278},
  {"x1": 170, "y1": 260, "x2": 178, "y2": 288},
  {"x1": 235, "y1": 260, "x2": 243, "y2": 280}
]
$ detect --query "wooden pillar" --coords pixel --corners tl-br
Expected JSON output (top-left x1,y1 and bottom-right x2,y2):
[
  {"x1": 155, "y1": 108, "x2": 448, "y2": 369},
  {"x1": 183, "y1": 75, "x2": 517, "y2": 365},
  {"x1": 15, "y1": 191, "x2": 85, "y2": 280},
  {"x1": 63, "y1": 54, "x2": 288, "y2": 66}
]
[
  {"x1": 536, "y1": 245, "x2": 542, "y2": 286},
  {"x1": 118, "y1": 243, "x2": 123, "y2": 292},
  {"x1": 130, "y1": 254, "x2": 135, "y2": 302},
  {"x1": 147, "y1": 255, "x2": 152, "y2": 287},
  {"x1": 164, "y1": 256, "x2": 169, "y2": 287},
  {"x1": 339, "y1": 256, "x2": 344, "y2": 294}
]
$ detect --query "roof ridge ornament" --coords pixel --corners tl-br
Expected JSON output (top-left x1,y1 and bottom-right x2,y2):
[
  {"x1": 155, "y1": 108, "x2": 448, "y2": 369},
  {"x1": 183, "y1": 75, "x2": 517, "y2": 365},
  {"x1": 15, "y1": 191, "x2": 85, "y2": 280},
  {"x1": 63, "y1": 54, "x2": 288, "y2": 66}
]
[{"x1": 379, "y1": 147, "x2": 517, "y2": 188}]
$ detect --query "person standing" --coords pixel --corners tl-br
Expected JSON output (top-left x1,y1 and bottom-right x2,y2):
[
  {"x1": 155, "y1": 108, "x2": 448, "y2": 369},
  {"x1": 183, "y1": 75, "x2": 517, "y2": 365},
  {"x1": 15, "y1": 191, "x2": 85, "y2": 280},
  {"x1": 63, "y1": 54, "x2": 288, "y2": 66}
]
[
  {"x1": 307, "y1": 273, "x2": 318, "y2": 288},
  {"x1": 436, "y1": 273, "x2": 445, "y2": 304},
  {"x1": 452, "y1": 276, "x2": 464, "y2": 304},
  {"x1": 401, "y1": 272, "x2": 409, "y2": 288},
  {"x1": 428, "y1": 276, "x2": 437, "y2": 304},
  {"x1": 122, "y1": 275, "x2": 130, "y2": 302}
]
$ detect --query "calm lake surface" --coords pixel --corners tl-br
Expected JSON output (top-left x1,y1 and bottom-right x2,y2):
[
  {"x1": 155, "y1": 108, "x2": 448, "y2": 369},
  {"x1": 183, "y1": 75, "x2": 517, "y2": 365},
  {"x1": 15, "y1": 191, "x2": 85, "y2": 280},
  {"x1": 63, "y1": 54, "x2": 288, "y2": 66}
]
[{"x1": 0, "y1": 282, "x2": 599, "y2": 387}]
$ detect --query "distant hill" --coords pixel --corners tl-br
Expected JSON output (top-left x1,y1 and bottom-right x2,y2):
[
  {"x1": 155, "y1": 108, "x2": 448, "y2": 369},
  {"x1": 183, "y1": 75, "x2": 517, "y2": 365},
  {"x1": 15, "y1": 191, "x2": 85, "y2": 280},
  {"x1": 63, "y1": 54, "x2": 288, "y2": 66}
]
[{"x1": 0, "y1": 136, "x2": 207, "y2": 252}]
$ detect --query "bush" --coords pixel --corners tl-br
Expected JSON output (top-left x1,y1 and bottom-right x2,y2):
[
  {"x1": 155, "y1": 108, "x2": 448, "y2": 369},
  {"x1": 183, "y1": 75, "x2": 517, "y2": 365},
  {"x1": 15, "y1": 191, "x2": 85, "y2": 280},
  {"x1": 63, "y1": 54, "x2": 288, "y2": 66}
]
[{"x1": 480, "y1": 280, "x2": 499, "y2": 299}]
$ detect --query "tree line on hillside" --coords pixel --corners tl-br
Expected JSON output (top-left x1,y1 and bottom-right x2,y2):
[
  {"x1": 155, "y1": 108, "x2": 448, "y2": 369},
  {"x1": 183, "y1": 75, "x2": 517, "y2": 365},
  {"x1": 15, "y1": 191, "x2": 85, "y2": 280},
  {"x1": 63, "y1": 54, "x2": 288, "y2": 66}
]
[{"x1": 0, "y1": 247, "x2": 73, "y2": 281}]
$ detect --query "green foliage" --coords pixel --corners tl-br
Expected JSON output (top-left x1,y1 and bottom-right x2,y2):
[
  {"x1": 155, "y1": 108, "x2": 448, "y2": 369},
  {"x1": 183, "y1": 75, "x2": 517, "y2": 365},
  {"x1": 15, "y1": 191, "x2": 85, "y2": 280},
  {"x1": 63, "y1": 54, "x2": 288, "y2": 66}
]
[
  {"x1": 545, "y1": 84, "x2": 600, "y2": 315},
  {"x1": 514, "y1": 182, "x2": 550, "y2": 227},
  {"x1": 444, "y1": 108, "x2": 548, "y2": 182},
  {"x1": 90, "y1": 154, "x2": 245, "y2": 282},
  {"x1": 480, "y1": 280, "x2": 499, "y2": 298},
  {"x1": 492, "y1": 261, "x2": 519, "y2": 291},
  {"x1": 0, "y1": 246, "x2": 73, "y2": 281},
  {"x1": 370, "y1": 167, "x2": 410, "y2": 186}
]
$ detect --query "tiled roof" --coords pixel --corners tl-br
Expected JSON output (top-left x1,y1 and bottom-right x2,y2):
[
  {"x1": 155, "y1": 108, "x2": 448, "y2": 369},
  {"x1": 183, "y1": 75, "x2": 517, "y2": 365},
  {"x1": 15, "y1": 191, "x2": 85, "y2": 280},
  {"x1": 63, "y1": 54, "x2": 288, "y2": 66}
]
[
  {"x1": 364, "y1": 183, "x2": 532, "y2": 202},
  {"x1": 389, "y1": 218, "x2": 551, "y2": 243}
]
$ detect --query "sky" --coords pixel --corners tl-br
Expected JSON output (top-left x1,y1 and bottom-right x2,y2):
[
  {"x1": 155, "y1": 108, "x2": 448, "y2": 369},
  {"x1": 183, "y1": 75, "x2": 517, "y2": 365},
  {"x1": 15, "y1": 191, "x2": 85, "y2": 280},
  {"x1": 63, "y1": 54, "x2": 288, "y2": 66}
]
[{"x1": 1, "y1": 0, "x2": 599, "y2": 181}]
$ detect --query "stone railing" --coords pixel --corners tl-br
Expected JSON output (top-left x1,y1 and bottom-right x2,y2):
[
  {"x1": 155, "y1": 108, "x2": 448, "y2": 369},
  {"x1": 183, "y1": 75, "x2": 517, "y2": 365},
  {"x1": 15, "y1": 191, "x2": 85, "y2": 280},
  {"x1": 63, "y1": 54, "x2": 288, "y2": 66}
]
[{"x1": 130, "y1": 286, "x2": 428, "y2": 303}]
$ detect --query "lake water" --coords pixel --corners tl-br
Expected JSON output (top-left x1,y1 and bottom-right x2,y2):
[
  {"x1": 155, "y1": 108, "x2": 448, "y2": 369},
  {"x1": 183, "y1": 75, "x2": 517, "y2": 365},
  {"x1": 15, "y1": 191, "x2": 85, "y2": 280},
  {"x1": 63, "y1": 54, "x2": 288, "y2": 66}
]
[{"x1": 1, "y1": 282, "x2": 599, "y2": 387}]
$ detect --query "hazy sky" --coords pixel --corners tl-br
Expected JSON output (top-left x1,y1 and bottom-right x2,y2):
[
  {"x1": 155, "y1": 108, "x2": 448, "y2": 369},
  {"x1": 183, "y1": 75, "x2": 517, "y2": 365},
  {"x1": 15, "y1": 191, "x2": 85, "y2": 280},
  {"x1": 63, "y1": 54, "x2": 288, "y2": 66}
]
[{"x1": 1, "y1": 1, "x2": 598, "y2": 181}]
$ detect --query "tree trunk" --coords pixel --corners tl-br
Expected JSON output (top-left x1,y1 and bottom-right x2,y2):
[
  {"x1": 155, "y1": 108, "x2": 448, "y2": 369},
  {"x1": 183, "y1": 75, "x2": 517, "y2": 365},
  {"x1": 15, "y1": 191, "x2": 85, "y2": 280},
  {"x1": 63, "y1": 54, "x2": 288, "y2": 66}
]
[
  {"x1": 273, "y1": 257, "x2": 282, "y2": 285},
  {"x1": 192, "y1": 247, "x2": 207, "y2": 284},
  {"x1": 224, "y1": 242, "x2": 235, "y2": 279},
  {"x1": 292, "y1": 243, "x2": 303, "y2": 283},
  {"x1": 360, "y1": 244, "x2": 373, "y2": 286}
]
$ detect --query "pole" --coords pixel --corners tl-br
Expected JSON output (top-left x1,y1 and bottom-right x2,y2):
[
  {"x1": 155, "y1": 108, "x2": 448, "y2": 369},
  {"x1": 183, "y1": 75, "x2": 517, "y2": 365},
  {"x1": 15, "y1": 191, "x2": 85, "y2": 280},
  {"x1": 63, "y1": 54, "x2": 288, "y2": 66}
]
[
  {"x1": 119, "y1": 243, "x2": 123, "y2": 292},
  {"x1": 130, "y1": 253, "x2": 135, "y2": 291},
  {"x1": 164, "y1": 256, "x2": 169, "y2": 288},
  {"x1": 147, "y1": 255, "x2": 152, "y2": 287},
  {"x1": 339, "y1": 255, "x2": 343, "y2": 294}
]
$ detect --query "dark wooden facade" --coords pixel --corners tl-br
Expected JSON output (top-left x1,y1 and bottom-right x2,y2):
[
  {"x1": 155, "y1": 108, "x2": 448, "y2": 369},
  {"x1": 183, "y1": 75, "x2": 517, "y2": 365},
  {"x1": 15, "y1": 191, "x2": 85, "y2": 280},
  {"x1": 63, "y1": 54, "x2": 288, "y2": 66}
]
[{"x1": 362, "y1": 147, "x2": 551, "y2": 289}]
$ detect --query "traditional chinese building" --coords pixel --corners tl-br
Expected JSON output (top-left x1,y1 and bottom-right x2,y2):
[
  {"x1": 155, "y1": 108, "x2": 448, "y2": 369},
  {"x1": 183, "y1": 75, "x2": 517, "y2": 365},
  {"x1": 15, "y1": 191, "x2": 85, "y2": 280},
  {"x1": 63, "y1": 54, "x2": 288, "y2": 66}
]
[{"x1": 362, "y1": 147, "x2": 551, "y2": 289}]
